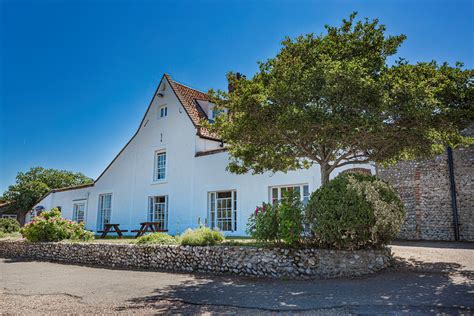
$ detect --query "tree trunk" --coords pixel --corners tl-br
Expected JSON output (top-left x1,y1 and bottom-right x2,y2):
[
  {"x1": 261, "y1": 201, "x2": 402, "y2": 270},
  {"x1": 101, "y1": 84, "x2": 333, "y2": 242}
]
[{"x1": 320, "y1": 163, "x2": 331, "y2": 185}]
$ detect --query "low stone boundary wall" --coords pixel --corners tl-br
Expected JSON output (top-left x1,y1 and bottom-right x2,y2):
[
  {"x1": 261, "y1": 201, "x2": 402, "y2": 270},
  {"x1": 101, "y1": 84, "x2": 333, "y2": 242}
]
[{"x1": 0, "y1": 240, "x2": 391, "y2": 279}]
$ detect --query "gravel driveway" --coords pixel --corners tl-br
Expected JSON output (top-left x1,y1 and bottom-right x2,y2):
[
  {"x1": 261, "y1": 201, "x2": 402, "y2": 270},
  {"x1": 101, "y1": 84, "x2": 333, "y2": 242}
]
[{"x1": 0, "y1": 241, "x2": 472, "y2": 315}]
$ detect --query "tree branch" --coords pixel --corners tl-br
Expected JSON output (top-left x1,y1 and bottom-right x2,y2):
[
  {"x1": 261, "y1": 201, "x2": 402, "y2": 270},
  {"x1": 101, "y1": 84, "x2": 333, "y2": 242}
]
[{"x1": 333, "y1": 158, "x2": 371, "y2": 169}]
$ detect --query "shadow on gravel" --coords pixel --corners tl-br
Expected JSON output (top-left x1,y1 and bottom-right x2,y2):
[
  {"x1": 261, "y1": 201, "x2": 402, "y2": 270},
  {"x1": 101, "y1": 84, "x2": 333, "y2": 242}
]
[
  {"x1": 392, "y1": 256, "x2": 473, "y2": 277},
  {"x1": 121, "y1": 260, "x2": 473, "y2": 314}
]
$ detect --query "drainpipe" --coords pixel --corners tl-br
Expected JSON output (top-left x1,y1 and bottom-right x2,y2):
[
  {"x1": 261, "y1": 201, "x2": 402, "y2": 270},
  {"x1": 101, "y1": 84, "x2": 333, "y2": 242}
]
[{"x1": 447, "y1": 146, "x2": 460, "y2": 241}]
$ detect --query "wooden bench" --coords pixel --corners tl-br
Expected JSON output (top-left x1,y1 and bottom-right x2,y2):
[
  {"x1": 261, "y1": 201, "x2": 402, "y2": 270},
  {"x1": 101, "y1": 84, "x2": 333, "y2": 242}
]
[
  {"x1": 98, "y1": 223, "x2": 128, "y2": 238},
  {"x1": 132, "y1": 221, "x2": 168, "y2": 238}
]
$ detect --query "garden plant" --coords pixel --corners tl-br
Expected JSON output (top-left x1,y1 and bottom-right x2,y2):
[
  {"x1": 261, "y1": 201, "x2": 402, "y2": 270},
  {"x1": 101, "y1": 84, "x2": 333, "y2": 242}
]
[
  {"x1": 248, "y1": 173, "x2": 405, "y2": 249},
  {"x1": 136, "y1": 232, "x2": 178, "y2": 245},
  {"x1": 21, "y1": 208, "x2": 94, "y2": 242},
  {"x1": 247, "y1": 190, "x2": 304, "y2": 246},
  {"x1": 179, "y1": 226, "x2": 225, "y2": 246},
  {"x1": 0, "y1": 218, "x2": 20, "y2": 233},
  {"x1": 306, "y1": 173, "x2": 405, "y2": 250}
]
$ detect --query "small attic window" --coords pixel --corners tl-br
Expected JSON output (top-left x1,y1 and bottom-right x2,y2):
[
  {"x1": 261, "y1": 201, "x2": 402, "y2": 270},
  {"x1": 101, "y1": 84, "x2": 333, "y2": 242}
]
[{"x1": 159, "y1": 105, "x2": 168, "y2": 118}]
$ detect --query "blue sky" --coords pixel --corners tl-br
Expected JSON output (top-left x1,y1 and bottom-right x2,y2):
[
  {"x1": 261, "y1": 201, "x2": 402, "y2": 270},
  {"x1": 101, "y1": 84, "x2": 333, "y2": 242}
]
[{"x1": 0, "y1": 0, "x2": 473, "y2": 193}]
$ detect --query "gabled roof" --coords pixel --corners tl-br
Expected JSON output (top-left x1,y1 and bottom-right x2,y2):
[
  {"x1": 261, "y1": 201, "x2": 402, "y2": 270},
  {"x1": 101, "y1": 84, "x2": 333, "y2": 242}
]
[
  {"x1": 34, "y1": 74, "x2": 222, "y2": 204},
  {"x1": 165, "y1": 74, "x2": 220, "y2": 140}
]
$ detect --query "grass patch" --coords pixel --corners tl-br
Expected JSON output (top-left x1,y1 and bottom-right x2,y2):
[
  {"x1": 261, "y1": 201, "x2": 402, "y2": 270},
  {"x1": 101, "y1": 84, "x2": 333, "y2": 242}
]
[
  {"x1": 91, "y1": 236, "x2": 138, "y2": 244},
  {"x1": 0, "y1": 231, "x2": 22, "y2": 239}
]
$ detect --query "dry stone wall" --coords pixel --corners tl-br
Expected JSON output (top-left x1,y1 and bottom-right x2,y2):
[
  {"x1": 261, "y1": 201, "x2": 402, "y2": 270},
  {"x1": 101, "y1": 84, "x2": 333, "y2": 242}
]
[{"x1": 0, "y1": 240, "x2": 391, "y2": 279}]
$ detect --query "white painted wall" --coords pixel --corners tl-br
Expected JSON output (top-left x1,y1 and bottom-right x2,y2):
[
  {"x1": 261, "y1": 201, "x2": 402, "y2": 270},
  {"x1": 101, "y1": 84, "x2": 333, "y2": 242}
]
[
  {"x1": 32, "y1": 76, "x2": 375, "y2": 236},
  {"x1": 30, "y1": 187, "x2": 89, "y2": 222}
]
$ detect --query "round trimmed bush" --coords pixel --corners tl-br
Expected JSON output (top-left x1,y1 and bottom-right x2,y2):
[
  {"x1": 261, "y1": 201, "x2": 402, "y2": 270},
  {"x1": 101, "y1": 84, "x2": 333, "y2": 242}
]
[
  {"x1": 0, "y1": 218, "x2": 20, "y2": 233},
  {"x1": 179, "y1": 226, "x2": 224, "y2": 246},
  {"x1": 136, "y1": 232, "x2": 177, "y2": 245},
  {"x1": 306, "y1": 173, "x2": 404, "y2": 250}
]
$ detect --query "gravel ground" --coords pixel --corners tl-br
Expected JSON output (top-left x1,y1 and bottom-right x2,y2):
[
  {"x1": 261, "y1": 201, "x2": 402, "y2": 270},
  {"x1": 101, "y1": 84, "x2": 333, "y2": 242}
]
[
  {"x1": 0, "y1": 241, "x2": 472, "y2": 315},
  {"x1": 391, "y1": 240, "x2": 474, "y2": 272}
]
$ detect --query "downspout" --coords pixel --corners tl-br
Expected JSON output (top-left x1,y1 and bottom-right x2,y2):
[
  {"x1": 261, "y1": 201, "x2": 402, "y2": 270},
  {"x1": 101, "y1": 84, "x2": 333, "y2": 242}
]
[
  {"x1": 447, "y1": 146, "x2": 460, "y2": 241},
  {"x1": 84, "y1": 191, "x2": 90, "y2": 230}
]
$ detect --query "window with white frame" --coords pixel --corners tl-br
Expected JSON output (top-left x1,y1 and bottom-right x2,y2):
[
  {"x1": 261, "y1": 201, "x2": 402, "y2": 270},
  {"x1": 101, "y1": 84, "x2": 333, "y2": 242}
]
[
  {"x1": 269, "y1": 184, "x2": 310, "y2": 204},
  {"x1": 154, "y1": 151, "x2": 166, "y2": 181},
  {"x1": 97, "y1": 193, "x2": 112, "y2": 230},
  {"x1": 73, "y1": 202, "x2": 86, "y2": 223},
  {"x1": 159, "y1": 105, "x2": 168, "y2": 118},
  {"x1": 1, "y1": 214, "x2": 17, "y2": 219},
  {"x1": 208, "y1": 190, "x2": 237, "y2": 232},
  {"x1": 148, "y1": 196, "x2": 168, "y2": 230}
]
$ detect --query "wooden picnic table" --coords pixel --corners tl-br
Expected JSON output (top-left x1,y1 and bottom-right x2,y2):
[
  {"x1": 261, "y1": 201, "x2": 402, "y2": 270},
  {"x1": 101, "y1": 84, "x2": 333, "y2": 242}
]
[
  {"x1": 132, "y1": 221, "x2": 167, "y2": 238},
  {"x1": 98, "y1": 223, "x2": 128, "y2": 238}
]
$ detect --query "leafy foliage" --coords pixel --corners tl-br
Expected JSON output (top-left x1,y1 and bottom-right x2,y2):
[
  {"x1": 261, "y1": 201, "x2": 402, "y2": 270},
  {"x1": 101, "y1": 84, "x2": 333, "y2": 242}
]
[
  {"x1": 278, "y1": 191, "x2": 304, "y2": 246},
  {"x1": 247, "y1": 203, "x2": 279, "y2": 244},
  {"x1": 20, "y1": 208, "x2": 94, "y2": 242},
  {"x1": 2, "y1": 167, "x2": 93, "y2": 223},
  {"x1": 247, "y1": 190, "x2": 304, "y2": 246},
  {"x1": 179, "y1": 226, "x2": 225, "y2": 246},
  {"x1": 306, "y1": 173, "x2": 405, "y2": 250},
  {"x1": 0, "y1": 218, "x2": 20, "y2": 233},
  {"x1": 206, "y1": 13, "x2": 473, "y2": 184},
  {"x1": 136, "y1": 232, "x2": 178, "y2": 245}
]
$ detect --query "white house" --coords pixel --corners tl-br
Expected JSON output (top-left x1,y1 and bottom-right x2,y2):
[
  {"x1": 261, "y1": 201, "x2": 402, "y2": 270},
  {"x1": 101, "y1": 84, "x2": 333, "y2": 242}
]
[{"x1": 31, "y1": 74, "x2": 374, "y2": 236}]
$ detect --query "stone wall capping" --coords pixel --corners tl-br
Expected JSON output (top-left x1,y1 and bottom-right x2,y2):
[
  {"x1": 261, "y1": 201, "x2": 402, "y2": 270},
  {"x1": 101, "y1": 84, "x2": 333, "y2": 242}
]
[{"x1": 0, "y1": 240, "x2": 392, "y2": 280}]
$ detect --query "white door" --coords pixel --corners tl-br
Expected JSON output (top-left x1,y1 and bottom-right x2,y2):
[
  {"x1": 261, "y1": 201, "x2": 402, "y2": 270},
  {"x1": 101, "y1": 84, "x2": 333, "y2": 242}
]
[
  {"x1": 148, "y1": 196, "x2": 168, "y2": 230},
  {"x1": 208, "y1": 191, "x2": 237, "y2": 232},
  {"x1": 97, "y1": 194, "x2": 112, "y2": 230}
]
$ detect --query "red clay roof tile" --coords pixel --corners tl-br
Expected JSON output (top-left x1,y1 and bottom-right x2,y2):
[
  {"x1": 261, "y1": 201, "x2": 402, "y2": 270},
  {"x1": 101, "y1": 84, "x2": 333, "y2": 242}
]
[{"x1": 165, "y1": 74, "x2": 221, "y2": 140}]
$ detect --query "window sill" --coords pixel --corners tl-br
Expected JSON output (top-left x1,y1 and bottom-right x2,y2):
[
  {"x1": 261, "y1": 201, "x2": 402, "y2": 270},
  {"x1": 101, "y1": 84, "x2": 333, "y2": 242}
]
[{"x1": 151, "y1": 180, "x2": 167, "y2": 185}]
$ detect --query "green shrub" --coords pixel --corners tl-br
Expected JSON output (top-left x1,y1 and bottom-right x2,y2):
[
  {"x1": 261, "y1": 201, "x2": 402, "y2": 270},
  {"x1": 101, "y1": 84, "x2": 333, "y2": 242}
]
[
  {"x1": 278, "y1": 190, "x2": 304, "y2": 246},
  {"x1": 306, "y1": 173, "x2": 405, "y2": 250},
  {"x1": 179, "y1": 226, "x2": 224, "y2": 246},
  {"x1": 246, "y1": 202, "x2": 279, "y2": 244},
  {"x1": 20, "y1": 208, "x2": 94, "y2": 242},
  {"x1": 136, "y1": 232, "x2": 177, "y2": 245},
  {"x1": 247, "y1": 190, "x2": 304, "y2": 246},
  {"x1": 0, "y1": 218, "x2": 20, "y2": 233}
]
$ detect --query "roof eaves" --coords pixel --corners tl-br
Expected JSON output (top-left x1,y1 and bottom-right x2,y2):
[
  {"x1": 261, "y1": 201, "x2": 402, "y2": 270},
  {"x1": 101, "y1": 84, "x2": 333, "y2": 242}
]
[
  {"x1": 195, "y1": 148, "x2": 228, "y2": 157},
  {"x1": 51, "y1": 183, "x2": 94, "y2": 193}
]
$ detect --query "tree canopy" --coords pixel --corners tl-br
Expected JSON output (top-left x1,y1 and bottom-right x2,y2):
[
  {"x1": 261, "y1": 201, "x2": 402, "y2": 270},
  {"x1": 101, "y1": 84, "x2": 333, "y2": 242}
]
[
  {"x1": 206, "y1": 13, "x2": 474, "y2": 184},
  {"x1": 2, "y1": 167, "x2": 93, "y2": 223}
]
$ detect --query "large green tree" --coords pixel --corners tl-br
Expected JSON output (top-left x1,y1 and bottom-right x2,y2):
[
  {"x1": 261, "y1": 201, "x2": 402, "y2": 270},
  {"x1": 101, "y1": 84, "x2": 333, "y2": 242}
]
[
  {"x1": 207, "y1": 13, "x2": 473, "y2": 184},
  {"x1": 2, "y1": 167, "x2": 93, "y2": 224}
]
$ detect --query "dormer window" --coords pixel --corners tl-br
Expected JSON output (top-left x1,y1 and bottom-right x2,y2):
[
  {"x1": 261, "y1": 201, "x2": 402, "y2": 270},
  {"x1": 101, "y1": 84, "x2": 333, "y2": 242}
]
[
  {"x1": 210, "y1": 108, "x2": 224, "y2": 122},
  {"x1": 195, "y1": 100, "x2": 227, "y2": 123},
  {"x1": 159, "y1": 105, "x2": 168, "y2": 118}
]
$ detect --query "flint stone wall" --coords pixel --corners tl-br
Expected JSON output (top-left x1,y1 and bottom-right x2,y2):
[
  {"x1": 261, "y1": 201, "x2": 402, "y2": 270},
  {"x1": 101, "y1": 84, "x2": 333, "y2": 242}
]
[
  {"x1": 0, "y1": 240, "x2": 391, "y2": 279},
  {"x1": 377, "y1": 126, "x2": 474, "y2": 241}
]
